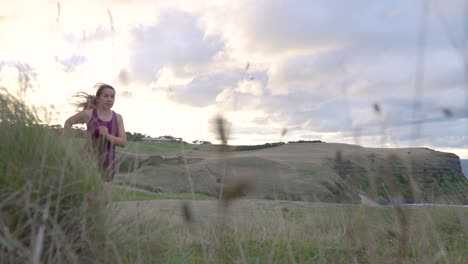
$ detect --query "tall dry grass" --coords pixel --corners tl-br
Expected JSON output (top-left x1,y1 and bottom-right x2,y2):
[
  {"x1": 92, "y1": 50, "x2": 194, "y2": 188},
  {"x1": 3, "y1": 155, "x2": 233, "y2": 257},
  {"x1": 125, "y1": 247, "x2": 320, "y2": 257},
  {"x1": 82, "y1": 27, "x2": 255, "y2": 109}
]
[
  {"x1": 109, "y1": 200, "x2": 467, "y2": 263},
  {"x1": 0, "y1": 88, "x2": 116, "y2": 263}
]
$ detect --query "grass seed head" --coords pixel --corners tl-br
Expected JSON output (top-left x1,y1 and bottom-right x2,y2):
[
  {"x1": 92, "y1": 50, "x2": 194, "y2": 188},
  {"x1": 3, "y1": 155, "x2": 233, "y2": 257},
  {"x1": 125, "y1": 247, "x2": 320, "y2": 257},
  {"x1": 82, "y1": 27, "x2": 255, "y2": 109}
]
[
  {"x1": 181, "y1": 201, "x2": 193, "y2": 224},
  {"x1": 441, "y1": 107, "x2": 453, "y2": 117},
  {"x1": 214, "y1": 115, "x2": 230, "y2": 151},
  {"x1": 373, "y1": 103, "x2": 381, "y2": 114},
  {"x1": 221, "y1": 178, "x2": 252, "y2": 206},
  {"x1": 335, "y1": 150, "x2": 342, "y2": 163},
  {"x1": 280, "y1": 128, "x2": 288, "y2": 137}
]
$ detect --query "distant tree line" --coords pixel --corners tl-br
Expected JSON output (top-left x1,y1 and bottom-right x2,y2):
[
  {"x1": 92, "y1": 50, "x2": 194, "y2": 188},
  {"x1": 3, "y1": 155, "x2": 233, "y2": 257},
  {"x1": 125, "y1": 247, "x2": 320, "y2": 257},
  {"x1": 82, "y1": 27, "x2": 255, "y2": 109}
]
[
  {"x1": 43, "y1": 124, "x2": 324, "y2": 146},
  {"x1": 288, "y1": 140, "x2": 324, "y2": 144},
  {"x1": 192, "y1": 140, "x2": 212, "y2": 145},
  {"x1": 40, "y1": 124, "x2": 87, "y2": 138},
  {"x1": 125, "y1": 132, "x2": 146, "y2": 141},
  {"x1": 232, "y1": 142, "x2": 286, "y2": 151},
  {"x1": 43, "y1": 124, "x2": 149, "y2": 142}
]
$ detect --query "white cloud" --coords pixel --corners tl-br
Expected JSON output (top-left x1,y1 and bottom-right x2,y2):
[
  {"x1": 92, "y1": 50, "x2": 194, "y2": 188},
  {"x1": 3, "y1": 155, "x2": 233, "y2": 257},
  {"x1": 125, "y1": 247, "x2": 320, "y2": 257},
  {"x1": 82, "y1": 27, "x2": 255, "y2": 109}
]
[
  {"x1": 128, "y1": 10, "x2": 224, "y2": 83},
  {"x1": 235, "y1": 79, "x2": 263, "y2": 96},
  {"x1": 267, "y1": 50, "x2": 347, "y2": 95},
  {"x1": 0, "y1": 0, "x2": 466, "y2": 158}
]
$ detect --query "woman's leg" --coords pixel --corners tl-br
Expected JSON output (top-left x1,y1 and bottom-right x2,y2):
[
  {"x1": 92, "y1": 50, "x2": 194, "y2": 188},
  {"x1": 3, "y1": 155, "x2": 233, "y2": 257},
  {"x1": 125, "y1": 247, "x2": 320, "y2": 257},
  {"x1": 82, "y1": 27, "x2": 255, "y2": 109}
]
[
  {"x1": 103, "y1": 181, "x2": 112, "y2": 204},
  {"x1": 102, "y1": 169, "x2": 115, "y2": 204}
]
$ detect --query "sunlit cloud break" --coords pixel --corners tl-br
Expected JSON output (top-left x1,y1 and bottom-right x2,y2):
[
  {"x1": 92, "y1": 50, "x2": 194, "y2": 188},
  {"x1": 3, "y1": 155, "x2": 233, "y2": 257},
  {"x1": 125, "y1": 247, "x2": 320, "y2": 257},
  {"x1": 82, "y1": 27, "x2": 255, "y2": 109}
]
[{"x1": 0, "y1": 0, "x2": 466, "y2": 158}]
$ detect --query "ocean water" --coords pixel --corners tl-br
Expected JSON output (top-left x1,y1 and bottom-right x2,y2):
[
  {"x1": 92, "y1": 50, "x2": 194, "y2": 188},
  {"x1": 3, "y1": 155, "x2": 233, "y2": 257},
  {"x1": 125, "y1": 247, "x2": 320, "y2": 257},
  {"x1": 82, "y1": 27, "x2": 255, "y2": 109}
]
[{"x1": 461, "y1": 159, "x2": 468, "y2": 178}]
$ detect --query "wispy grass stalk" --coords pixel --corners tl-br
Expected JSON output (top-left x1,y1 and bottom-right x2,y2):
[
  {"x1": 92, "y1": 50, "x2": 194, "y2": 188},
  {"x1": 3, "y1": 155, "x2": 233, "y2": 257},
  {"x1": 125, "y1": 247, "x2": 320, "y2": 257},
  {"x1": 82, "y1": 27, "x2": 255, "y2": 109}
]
[{"x1": 0, "y1": 88, "x2": 112, "y2": 263}]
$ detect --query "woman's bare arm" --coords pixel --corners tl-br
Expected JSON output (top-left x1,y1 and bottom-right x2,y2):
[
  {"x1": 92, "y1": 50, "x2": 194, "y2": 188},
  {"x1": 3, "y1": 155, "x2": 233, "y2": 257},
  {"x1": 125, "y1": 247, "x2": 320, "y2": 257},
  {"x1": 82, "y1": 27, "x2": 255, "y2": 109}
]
[
  {"x1": 63, "y1": 109, "x2": 92, "y2": 136},
  {"x1": 103, "y1": 113, "x2": 127, "y2": 147}
]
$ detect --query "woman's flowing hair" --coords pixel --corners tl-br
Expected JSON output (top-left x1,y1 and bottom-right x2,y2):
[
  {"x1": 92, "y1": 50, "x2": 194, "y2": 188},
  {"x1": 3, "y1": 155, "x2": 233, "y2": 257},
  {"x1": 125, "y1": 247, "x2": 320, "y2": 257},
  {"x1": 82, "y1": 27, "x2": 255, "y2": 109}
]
[
  {"x1": 69, "y1": 92, "x2": 97, "y2": 110},
  {"x1": 69, "y1": 83, "x2": 115, "y2": 110}
]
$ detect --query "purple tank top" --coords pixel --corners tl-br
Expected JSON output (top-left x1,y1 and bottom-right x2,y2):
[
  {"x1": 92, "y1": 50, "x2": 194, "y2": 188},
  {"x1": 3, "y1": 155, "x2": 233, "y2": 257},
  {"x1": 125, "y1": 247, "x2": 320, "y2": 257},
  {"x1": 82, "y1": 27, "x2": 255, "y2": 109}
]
[{"x1": 86, "y1": 109, "x2": 119, "y2": 171}]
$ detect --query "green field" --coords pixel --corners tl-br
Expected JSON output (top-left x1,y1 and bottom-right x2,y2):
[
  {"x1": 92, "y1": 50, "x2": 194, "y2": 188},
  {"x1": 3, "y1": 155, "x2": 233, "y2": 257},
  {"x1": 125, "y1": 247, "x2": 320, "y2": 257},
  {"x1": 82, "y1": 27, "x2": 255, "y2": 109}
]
[{"x1": 123, "y1": 141, "x2": 216, "y2": 155}]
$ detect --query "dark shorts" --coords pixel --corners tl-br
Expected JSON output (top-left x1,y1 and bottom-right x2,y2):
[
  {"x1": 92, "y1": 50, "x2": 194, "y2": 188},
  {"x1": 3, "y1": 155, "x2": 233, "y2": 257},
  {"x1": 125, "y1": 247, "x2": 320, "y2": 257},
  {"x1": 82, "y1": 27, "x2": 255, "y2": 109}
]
[{"x1": 101, "y1": 168, "x2": 115, "y2": 182}]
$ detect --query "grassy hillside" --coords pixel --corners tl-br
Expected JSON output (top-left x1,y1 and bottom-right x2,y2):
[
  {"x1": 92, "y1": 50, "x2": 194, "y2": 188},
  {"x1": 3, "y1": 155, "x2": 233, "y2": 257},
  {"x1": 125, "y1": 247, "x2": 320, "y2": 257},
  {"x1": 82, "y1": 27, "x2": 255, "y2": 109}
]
[
  {"x1": 116, "y1": 142, "x2": 468, "y2": 204},
  {"x1": 122, "y1": 141, "x2": 207, "y2": 155}
]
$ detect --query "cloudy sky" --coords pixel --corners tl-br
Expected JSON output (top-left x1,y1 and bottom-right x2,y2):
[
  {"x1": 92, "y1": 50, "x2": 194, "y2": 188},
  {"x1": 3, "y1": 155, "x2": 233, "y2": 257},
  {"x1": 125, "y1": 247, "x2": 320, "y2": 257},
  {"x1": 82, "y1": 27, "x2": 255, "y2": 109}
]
[{"x1": 1, "y1": 0, "x2": 467, "y2": 157}]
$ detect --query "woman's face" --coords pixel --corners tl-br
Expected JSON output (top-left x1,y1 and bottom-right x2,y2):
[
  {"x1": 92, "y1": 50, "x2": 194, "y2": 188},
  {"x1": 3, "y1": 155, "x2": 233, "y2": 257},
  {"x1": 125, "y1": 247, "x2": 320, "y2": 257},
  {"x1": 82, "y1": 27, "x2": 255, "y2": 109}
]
[{"x1": 98, "y1": 88, "x2": 115, "y2": 110}]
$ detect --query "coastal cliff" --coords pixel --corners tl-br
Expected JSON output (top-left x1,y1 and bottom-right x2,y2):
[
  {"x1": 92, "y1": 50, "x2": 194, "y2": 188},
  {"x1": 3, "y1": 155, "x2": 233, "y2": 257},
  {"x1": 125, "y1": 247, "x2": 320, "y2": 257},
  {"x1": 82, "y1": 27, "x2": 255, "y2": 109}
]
[
  {"x1": 333, "y1": 147, "x2": 467, "y2": 204},
  {"x1": 116, "y1": 143, "x2": 468, "y2": 204}
]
